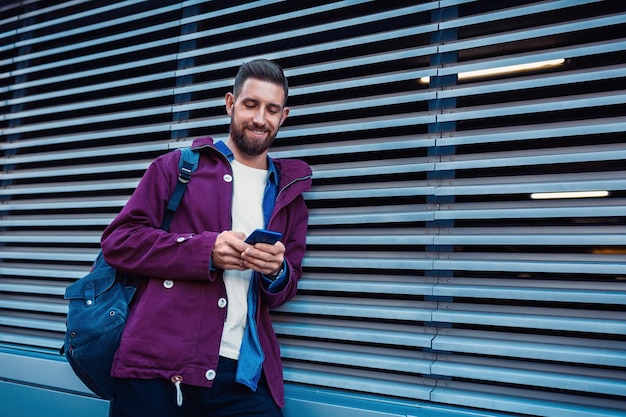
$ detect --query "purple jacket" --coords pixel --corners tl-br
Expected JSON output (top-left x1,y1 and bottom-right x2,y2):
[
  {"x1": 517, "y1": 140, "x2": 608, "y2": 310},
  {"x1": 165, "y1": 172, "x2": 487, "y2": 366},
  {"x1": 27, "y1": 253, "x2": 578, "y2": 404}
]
[{"x1": 100, "y1": 136, "x2": 312, "y2": 407}]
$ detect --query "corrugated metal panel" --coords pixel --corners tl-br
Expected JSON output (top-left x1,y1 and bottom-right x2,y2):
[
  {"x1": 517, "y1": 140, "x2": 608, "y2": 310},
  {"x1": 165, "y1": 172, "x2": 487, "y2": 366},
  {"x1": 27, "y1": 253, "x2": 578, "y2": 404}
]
[{"x1": 1, "y1": 1, "x2": 625, "y2": 416}]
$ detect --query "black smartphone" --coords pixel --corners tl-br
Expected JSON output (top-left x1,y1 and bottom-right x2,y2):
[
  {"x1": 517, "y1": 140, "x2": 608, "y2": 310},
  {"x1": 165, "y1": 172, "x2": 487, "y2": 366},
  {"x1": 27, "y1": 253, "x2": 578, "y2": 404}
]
[{"x1": 244, "y1": 229, "x2": 283, "y2": 245}]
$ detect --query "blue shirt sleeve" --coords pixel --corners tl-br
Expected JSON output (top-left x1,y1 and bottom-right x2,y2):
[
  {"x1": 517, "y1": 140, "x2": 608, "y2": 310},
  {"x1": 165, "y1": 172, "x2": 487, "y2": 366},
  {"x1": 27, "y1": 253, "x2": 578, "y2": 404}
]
[{"x1": 261, "y1": 261, "x2": 288, "y2": 293}]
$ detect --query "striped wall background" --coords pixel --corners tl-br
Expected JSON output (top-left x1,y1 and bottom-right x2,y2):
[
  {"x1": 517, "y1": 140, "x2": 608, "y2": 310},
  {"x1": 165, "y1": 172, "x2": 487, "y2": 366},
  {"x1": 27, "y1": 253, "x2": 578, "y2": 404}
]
[{"x1": 1, "y1": 1, "x2": 625, "y2": 416}]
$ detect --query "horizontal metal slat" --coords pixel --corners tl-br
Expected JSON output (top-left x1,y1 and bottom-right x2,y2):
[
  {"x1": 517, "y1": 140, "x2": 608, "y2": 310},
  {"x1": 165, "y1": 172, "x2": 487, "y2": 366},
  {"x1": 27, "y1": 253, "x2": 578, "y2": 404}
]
[
  {"x1": 434, "y1": 226, "x2": 626, "y2": 246},
  {"x1": 179, "y1": 44, "x2": 439, "y2": 83},
  {"x1": 439, "y1": 117, "x2": 626, "y2": 146},
  {"x1": 438, "y1": 65, "x2": 626, "y2": 100},
  {"x1": 284, "y1": 365, "x2": 433, "y2": 401},
  {"x1": 184, "y1": 23, "x2": 436, "y2": 72},
  {"x1": 0, "y1": 298, "x2": 67, "y2": 315},
  {"x1": 432, "y1": 360, "x2": 625, "y2": 395},
  {"x1": 0, "y1": 232, "x2": 99, "y2": 244},
  {"x1": 306, "y1": 230, "x2": 435, "y2": 246},
  {"x1": 294, "y1": 91, "x2": 436, "y2": 119},
  {"x1": 274, "y1": 318, "x2": 433, "y2": 348},
  {"x1": 0, "y1": 248, "x2": 97, "y2": 263},
  {"x1": 275, "y1": 296, "x2": 434, "y2": 322},
  {"x1": 438, "y1": 91, "x2": 626, "y2": 124},
  {"x1": 3, "y1": 88, "x2": 175, "y2": 121},
  {"x1": 305, "y1": 181, "x2": 435, "y2": 201},
  {"x1": 439, "y1": 0, "x2": 601, "y2": 30},
  {"x1": 281, "y1": 340, "x2": 433, "y2": 374},
  {"x1": 3, "y1": 71, "x2": 173, "y2": 108},
  {"x1": 435, "y1": 176, "x2": 626, "y2": 196},
  {"x1": 0, "y1": 126, "x2": 171, "y2": 152},
  {"x1": 274, "y1": 135, "x2": 436, "y2": 159},
  {"x1": 292, "y1": 68, "x2": 428, "y2": 97},
  {"x1": 0, "y1": 197, "x2": 129, "y2": 211},
  {"x1": 178, "y1": 2, "x2": 436, "y2": 66},
  {"x1": 437, "y1": 144, "x2": 626, "y2": 171},
  {"x1": 1, "y1": 0, "x2": 146, "y2": 41},
  {"x1": 0, "y1": 141, "x2": 169, "y2": 163},
  {"x1": 298, "y1": 273, "x2": 434, "y2": 296},
  {"x1": 0, "y1": 332, "x2": 63, "y2": 351},
  {"x1": 434, "y1": 199, "x2": 626, "y2": 220},
  {"x1": 435, "y1": 254, "x2": 626, "y2": 275},
  {"x1": 433, "y1": 333, "x2": 626, "y2": 367},
  {"x1": 0, "y1": 55, "x2": 177, "y2": 103},
  {"x1": 313, "y1": 157, "x2": 434, "y2": 180},
  {"x1": 178, "y1": 0, "x2": 376, "y2": 59},
  {"x1": 0, "y1": 281, "x2": 68, "y2": 297},
  {"x1": 1, "y1": 104, "x2": 174, "y2": 136},
  {"x1": 0, "y1": 215, "x2": 113, "y2": 228},
  {"x1": 7, "y1": 33, "x2": 177, "y2": 80},
  {"x1": 0, "y1": 316, "x2": 66, "y2": 333},
  {"x1": 0, "y1": 264, "x2": 89, "y2": 280},
  {"x1": 308, "y1": 206, "x2": 434, "y2": 225},
  {"x1": 8, "y1": 5, "x2": 181, "y2": 64},
  {"x1": 432, "y1": 304, "x2": 626, "y2": 334},
  {"x1": 438, "y1": 39, "x2": 626, "y2": 79},
  {"x1": 179, "y1": 0, "x2": 284, "y2": 29},
  {"x1": 434, "y1": 278, "x2": 626, "y2": 304},
  {"x1": 0, "y1": 160, "x2": 150, "y2": 180},
  {"x1": 440, "y1": 12, "x2": 625, "y2": 54},
  {"x1": 431, "y1": 384, "x2": 625, "y2": 417},
  {"x1": 303, "y1": 252, "x2": 434, "y2": 271},
  {"x1": 0, "y1": 179, "x2": 139, "y2": 196}
]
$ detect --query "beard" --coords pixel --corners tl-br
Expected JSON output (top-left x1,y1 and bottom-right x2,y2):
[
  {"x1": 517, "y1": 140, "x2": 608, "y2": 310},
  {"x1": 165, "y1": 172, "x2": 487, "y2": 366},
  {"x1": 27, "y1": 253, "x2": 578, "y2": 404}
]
[{"x1": 229, "y1": 117, "x2": 279, "y2": 157}]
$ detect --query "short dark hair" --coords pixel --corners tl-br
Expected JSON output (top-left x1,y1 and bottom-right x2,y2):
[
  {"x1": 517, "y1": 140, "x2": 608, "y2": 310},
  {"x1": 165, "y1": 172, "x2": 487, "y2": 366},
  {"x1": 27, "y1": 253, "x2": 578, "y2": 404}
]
[{"x1": 233, "y1": 59, "x2": 289, "y2": 104}]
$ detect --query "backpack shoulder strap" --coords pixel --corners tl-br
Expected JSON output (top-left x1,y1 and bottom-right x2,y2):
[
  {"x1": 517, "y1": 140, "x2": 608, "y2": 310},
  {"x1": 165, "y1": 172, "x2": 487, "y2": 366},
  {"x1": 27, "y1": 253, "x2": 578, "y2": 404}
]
[{"x1": 161, "y1": 147, "x2": 200, "y2": 232}]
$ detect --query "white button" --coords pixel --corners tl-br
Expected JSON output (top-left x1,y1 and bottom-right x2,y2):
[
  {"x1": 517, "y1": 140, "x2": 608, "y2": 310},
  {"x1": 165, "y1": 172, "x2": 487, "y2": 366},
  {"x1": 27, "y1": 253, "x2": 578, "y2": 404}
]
[
  {"x1": 86, "y1": 299, "x2": 93, "y2": 306},
  {"x1": 223, "y1": 174, "x2": 233, "y2": 183},
  {"x1": 163, "y1": 280, "x2": 174, "y2": 289},
  {"x1": 176, "y1": 236, "x2": 186, "y2": 243},
  {"x1": 205, "y1": 369, "x2": 216, "y2": 381},
  {"x1": 217, "y1": 298, "x2": 227, "y2": 308}
]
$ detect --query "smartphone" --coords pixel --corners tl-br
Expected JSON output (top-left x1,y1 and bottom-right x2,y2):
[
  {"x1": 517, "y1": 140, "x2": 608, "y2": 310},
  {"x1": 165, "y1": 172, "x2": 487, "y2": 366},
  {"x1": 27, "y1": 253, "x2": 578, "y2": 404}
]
[{"x1": 244, "y1": 229, "x2": 283, "y2": 245}]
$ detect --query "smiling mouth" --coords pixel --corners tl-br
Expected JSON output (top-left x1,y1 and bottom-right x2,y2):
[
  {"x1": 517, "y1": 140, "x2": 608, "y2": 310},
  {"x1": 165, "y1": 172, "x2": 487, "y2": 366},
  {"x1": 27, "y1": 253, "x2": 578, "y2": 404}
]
[{"x1": 247, "y1": 127, "x2": 269, "y2": 137}]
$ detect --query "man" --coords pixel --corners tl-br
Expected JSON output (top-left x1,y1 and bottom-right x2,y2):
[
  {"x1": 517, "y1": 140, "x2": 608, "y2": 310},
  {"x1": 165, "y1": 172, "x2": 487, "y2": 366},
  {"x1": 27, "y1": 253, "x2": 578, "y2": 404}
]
[{"x1": 101, "y1": 59, "x2": 312, "y2": 416}]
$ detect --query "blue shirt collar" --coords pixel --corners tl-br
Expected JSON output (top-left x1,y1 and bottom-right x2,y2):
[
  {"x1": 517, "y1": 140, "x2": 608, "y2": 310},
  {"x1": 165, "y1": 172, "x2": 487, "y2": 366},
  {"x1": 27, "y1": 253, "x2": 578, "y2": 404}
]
[{"x1": 214, "y1": 140, "x2": 279, "y2": 186}]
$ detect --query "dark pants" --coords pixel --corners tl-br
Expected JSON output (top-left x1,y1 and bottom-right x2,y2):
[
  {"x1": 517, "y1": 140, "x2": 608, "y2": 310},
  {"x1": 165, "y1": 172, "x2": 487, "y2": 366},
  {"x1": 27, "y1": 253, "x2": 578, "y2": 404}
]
[{"x1": 110, "y1": 357, "x2": 283, "y2": 417}]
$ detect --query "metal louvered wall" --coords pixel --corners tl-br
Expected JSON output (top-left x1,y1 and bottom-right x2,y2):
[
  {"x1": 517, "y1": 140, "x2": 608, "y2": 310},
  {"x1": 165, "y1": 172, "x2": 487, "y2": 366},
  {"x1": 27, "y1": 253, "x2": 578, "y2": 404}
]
[{"x1": 1, "y1": 1, "x2": 625, "y2": 417}]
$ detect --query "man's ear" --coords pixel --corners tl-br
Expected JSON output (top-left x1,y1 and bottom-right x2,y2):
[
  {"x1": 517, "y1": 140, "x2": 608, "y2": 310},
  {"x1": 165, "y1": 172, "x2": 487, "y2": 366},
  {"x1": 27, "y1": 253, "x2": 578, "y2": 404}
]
[
  {"x1": 279, "y1": 106, "x2": 290, "y2": 126},
  {"x1": 225, "y1": 92, "x2": 235, "y2": 115}
]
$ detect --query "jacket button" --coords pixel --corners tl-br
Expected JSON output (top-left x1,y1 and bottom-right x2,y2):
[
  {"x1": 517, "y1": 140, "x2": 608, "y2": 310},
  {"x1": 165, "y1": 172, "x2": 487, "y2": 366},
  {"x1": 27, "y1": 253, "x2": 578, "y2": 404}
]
[
  {"x1": 163, "y1": 280, "x2": 174, "y2": 289},
  {"x1": 217, "y1": 297, "x2": 227, "y2": 308},
  {"x1": 205, "y1": 369, "x2": 216, "y2": 380},
  {"x1": 223, "y1": 174, "x2": 233, "y2": 183}
]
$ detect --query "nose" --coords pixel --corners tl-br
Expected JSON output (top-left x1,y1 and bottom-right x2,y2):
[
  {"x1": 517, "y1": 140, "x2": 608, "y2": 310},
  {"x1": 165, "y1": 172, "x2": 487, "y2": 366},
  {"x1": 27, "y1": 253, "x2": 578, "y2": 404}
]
[{"x1": 252, "y1": 108, "x2": 266, "y2": 126}]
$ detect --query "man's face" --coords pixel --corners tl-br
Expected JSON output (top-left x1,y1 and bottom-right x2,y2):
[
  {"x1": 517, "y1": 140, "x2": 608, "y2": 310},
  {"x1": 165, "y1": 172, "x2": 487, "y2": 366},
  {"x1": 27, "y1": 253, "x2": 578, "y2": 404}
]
[{"x1": 226, "y1": 78, "x2": 289, "y2": 157}]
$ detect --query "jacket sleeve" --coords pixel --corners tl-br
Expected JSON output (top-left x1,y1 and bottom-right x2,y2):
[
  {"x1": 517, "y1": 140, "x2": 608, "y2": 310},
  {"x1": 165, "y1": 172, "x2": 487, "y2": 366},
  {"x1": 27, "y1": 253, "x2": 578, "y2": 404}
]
[
  {"x1": 260, "y1": 193, "x2": 309, "y2": 309},
  {"x1": 100, "y1": 154, "x2": 217, "y2": 281}
]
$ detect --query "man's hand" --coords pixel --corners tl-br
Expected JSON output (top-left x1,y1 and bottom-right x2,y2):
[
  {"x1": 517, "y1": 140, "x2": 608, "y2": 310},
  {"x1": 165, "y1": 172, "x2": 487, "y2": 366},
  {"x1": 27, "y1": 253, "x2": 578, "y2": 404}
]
[
  {"x1": 211, "y1": 230, "x2": 248, "y2": 271},
  {"x1": 211, "y1": 230, "x2": 285, "y2": 275},
  {"x1": 241, "y1": 240, "x2": 285, "y2": 276}
]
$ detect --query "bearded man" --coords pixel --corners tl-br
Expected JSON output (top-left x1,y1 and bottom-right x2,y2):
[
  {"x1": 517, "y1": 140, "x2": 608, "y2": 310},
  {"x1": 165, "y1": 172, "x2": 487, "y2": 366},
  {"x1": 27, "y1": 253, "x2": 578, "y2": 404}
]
[{"x1": 101, "y1": 59, "x2": 312, "y2": 417}]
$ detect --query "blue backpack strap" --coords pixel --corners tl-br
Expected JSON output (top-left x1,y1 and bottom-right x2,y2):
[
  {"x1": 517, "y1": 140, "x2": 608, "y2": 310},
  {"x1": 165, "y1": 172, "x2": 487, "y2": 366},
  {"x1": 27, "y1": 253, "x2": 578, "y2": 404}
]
[{"x1": 161, "y1": 147, "x2": 200, "y2": 232}]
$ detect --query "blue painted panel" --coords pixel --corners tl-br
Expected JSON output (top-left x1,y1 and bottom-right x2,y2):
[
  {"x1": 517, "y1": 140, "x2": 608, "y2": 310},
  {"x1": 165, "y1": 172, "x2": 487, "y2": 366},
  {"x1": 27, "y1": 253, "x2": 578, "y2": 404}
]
[{"x1": 0, "y1": 380, "x2": 110, "y2": 417}]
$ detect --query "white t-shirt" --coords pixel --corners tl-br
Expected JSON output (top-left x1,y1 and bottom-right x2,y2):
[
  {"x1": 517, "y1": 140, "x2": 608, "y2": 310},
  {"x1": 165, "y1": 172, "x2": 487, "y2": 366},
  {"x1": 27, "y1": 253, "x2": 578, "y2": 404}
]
[{"x1": 219, "y1": 159, "x2": 268, "y2": 360}]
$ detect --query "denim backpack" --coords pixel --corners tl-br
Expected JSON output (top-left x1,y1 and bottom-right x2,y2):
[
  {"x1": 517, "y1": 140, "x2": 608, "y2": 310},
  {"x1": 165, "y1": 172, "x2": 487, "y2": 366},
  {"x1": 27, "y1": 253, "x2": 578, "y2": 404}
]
[{"x1": 62, "y1": 147, "x2": 199, "y2": 399}]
